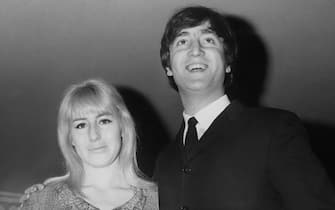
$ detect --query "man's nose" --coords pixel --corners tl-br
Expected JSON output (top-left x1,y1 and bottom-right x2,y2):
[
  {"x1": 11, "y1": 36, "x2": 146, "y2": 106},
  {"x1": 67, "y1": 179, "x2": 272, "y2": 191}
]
[
  {"x1": 89, "y1": 124, "x2": 100, "y2": 141},
  {"x1": 189, "y1": 40, "x2": 204, "y2": 56}
]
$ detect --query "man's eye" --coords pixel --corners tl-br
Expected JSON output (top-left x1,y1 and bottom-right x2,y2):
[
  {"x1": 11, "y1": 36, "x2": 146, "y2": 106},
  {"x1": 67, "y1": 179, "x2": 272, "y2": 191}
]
[
  {"x1": 176, "y1": 39, "x2": 187, "y2": 46},
  {"x1": 99, "y1": 119, "x2": 112, "y2": 125},
  {"x1": 75, "y1": 123, "x2": 86, "y2": 129},
  {"x1": 205, "y1": 37, "x2": 215, "y2": 44}
]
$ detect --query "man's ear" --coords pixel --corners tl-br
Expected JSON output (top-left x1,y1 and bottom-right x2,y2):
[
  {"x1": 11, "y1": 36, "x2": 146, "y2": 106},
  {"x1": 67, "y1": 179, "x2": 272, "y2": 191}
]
[
  {"x1": 225, "y1": 66, "x2": 231, "y2": 73},
  {"x1": 166, "y1": 67, "x2": 173, "y2": 76}
]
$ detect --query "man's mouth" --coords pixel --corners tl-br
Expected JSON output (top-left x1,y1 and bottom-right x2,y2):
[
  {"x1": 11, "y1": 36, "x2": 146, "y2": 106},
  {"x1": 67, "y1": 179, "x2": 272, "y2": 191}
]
[{"x1": 186, "y1": 63, "x2": 208, "y2": 72}]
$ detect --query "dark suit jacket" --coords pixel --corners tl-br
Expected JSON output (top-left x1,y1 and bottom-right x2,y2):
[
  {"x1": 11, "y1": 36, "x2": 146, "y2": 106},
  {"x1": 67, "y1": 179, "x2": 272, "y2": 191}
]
[{"x1": 155, "y1": 101, "x2": 335, "y2": 210}]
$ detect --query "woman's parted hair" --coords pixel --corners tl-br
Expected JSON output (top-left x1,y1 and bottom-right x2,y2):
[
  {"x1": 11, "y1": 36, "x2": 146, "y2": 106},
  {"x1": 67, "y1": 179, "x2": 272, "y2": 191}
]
[{"x1": 57, "y1": 79, "x2": 154, "y2": 190}]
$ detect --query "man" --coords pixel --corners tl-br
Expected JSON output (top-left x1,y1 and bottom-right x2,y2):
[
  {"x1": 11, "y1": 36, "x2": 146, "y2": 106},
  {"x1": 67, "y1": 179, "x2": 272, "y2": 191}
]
[
  {"x1": 154, "y1": 6, "x2": 335, "y2": 210},
  {"x1": 20, "y1": 5, "x2": 335, "y2": 210}
]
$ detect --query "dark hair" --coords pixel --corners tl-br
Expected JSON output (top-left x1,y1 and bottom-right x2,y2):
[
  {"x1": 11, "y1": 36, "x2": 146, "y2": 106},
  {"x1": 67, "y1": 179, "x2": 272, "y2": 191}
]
[{"x1": 160, "y1": 6, "x2": 237, "y2": 90}]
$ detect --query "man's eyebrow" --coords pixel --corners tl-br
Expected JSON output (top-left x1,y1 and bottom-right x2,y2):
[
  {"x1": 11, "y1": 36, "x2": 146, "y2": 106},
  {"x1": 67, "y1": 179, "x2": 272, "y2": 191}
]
[
  {"x1": 176, "y1": 27, "x2": 215, "y2": 37},
  {"x1": 201, "y1": 28, "x2": 215, "y2": 34},
  {"x1": 175, "y1": 31, "x2": 189, "y2": 37}
]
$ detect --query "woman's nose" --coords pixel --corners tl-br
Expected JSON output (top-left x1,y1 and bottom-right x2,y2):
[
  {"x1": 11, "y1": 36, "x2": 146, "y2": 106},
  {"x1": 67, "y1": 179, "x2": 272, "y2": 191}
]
[{"x1": 89, "y1": 124, "x2": 100, "y2": 141}]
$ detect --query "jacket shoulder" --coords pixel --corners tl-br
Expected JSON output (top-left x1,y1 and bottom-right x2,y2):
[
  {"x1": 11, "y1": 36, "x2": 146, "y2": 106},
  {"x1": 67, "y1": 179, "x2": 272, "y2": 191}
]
[
  {"x1": 240, "y1": 103, "x2": 299, "y2": 118},
  {"x1": 236, "y1": 104, "x2": 303, "y2": 126}
]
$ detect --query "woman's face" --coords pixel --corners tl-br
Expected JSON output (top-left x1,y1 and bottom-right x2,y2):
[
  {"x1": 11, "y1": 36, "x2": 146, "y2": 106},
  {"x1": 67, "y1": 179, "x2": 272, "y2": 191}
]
[{"x1": 70, "y1": 108, "x2": 122, "y2": 168}]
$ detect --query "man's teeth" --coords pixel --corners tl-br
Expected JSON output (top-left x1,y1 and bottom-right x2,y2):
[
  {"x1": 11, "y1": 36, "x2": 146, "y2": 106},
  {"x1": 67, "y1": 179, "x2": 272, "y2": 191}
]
[{"x1": 186, "y1": 64, "x2": 208, "y2": 71}]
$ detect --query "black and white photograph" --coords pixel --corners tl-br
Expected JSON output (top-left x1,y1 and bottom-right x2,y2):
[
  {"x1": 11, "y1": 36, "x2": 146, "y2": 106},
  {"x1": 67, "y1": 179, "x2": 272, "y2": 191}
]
[{"x1": 0, "y1": 0, "x2": 334, "y2": 209}]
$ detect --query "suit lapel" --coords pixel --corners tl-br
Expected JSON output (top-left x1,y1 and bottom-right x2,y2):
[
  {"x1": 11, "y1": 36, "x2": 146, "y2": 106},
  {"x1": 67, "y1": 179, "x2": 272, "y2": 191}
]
[
  {"x1": 183, "y1": 101, "x2": 245, "y2": 162},
  {"x1": 175, "y1": 120, "x2": 188, "y2": 163}
]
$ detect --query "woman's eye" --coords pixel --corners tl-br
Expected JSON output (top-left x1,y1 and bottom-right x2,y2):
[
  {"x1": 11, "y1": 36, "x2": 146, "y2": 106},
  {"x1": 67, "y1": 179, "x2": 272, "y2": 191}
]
[
  {"x1": 99, "y1": 119, "x2": 112, "y2": 125},
  {"x1": 75, "y1": 123, "x2": 86, "y2": 129}
]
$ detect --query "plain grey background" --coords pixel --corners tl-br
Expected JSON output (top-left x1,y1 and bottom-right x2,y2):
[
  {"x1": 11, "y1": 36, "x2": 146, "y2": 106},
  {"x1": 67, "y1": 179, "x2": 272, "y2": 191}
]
[{"x1": 1, "y1": 0, "x2": 334, "y2": 193}]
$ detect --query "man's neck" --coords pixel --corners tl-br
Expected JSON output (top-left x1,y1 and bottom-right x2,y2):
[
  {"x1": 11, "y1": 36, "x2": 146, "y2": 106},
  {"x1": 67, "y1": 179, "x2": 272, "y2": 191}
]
[{"x1": 180, "y1": 89, "x2": 225, "y2": 115}]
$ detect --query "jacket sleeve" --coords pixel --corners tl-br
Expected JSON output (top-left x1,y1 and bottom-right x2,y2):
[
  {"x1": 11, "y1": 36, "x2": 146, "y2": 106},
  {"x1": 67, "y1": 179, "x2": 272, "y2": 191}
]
[{"x1": 267, "y1": 112, "x2": 335, "y2": 210}]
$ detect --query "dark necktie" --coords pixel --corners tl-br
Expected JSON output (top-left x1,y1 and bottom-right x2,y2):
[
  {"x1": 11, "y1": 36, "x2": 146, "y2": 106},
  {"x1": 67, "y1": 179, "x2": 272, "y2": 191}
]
[{"x1": 185, "y1": 117, "x2": 198, "y2": 151}]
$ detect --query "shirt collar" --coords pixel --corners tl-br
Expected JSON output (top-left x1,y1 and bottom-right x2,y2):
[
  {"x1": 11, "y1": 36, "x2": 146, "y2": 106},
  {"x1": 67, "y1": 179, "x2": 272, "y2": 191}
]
[{"x1": 183, "y1": 95, "x2": 230, "y2": 136}]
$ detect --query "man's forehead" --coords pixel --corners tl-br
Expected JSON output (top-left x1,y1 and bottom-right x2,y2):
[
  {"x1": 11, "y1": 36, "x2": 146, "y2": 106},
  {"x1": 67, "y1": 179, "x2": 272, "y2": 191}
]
[{"x1": 176, "y1": 21, "x2": 214, "y2": 36}]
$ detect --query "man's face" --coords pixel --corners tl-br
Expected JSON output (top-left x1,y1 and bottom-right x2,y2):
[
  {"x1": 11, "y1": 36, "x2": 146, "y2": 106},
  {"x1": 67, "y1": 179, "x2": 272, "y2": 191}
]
[{"x1": 166, "y1": 21, "x2": 229, "y2": 95}]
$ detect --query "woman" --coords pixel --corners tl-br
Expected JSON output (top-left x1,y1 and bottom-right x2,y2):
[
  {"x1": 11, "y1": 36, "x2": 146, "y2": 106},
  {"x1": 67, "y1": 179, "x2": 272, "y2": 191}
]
[{"x1": 20, "y1": 79, "x2": 158, "y2": 210}]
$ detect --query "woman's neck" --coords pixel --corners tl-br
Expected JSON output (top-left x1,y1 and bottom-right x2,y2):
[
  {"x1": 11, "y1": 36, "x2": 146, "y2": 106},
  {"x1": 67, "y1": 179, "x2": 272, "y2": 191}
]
[
  {"x1": 81, "y1": 160, "x2": 130, "y2": 190},
  {"x1": 79, "y1": 163, "x2": 135, "y2": 210}
]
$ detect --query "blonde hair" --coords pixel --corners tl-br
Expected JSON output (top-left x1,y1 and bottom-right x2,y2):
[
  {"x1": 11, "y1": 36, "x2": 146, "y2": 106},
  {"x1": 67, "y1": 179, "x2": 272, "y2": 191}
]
[{"x1": 56, "y1": 79, "x2": 155, "y2": 190}]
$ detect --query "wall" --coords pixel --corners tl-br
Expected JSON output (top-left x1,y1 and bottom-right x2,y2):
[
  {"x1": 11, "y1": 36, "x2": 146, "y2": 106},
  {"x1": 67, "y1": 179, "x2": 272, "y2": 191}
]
[{"x1": 0, "y1": 0, "x2": 334, "y2": 192}]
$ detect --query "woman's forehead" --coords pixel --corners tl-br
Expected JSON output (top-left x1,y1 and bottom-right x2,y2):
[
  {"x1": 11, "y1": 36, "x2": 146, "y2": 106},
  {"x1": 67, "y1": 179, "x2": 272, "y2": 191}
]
[{"x1": 70, "y1": 103, "x2": 114, "y2": 119}]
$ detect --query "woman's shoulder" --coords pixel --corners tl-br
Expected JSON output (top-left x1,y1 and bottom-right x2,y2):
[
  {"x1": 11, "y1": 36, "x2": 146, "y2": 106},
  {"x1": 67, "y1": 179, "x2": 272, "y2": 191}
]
[
  {"x1": 142, "y1": 185, "x2": 158, "y2": 196},
  {"x1": 141, "y1": 186, "x2": 159, "y2": 210},
  {"x1": 19, "y1": 181, "x2": 65, "y2": 209}
]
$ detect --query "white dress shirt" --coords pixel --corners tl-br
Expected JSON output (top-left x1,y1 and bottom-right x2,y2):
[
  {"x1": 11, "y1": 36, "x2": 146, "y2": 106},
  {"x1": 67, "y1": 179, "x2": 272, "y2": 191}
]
[{"x1": 182, "y1": 95, "x2": 230, "y2": 145}]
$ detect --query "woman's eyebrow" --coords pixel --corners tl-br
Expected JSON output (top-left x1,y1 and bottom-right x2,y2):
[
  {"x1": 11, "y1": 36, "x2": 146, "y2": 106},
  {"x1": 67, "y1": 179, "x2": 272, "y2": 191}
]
[
  {"x1": 97, "y1": 112, "x2": 113, "y2": 118},
  {"x1": 72, "y1": 117, "x2": 86, "y2": 122}
]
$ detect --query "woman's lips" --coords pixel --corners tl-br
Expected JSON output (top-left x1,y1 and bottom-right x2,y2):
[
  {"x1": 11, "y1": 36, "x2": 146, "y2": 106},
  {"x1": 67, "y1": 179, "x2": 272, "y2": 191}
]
[{"x1": 88, "y1": 145, "x2": 107, "y2": 152}]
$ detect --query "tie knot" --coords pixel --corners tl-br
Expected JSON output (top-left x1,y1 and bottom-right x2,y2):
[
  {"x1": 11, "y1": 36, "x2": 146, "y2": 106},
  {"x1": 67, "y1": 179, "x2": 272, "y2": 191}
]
[{"x1": 188, "y1": 117, "x2": 198, "y2": 127}]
